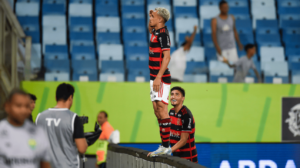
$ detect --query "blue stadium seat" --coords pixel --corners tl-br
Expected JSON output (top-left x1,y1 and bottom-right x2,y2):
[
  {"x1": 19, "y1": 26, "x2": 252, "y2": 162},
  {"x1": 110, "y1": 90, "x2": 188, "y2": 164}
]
[
  {"x1": 175, "y1": 18, "x2": 199, "y2": 33},
  {"x1": 43, "y1": 15, "x2": 66, "y2": 27},
  {"x1": 17, "y1": 0, "x2": 40, "y2": 2},
  {"x1": 101, "y1": 60, "x2": 125, "y2": 73},
  {"x1": 256, "y1": 34, "x2": 281, "y2": 48},
  {"x1": 69, "y1": 3, "x2": 92, "y2": 17},
  {"x1": 147, "y1": 0, "x2": 171, "y2": 5},
  {"x1": 42, "y1": 4, "x2": 65, "y2": 15},
  {"x1": 99, "y1": 44, "x2": 123, "y2": 62},
  {"x1": 226, "y1": 0, "x2": 248, "y2": 7},
  {"x1": 122, "y1": 19, "x2": 147, "y2": 33},
  {"x1": 121, "y1": 6, "x2": 145, "y2": 19},
  {"x1": 283, "y1": 34, "x2": 300, "y2": 48},
  {"x1": 69, "y1": 32, "x2": 94, "y2": 46},
  {"x1": 44, "y1": 45, "x2": 68, "y2": 60},
  {"x1": 183, "y1": 74, "x2": 207, "y2": 83},
  {"x1": 173, "y1": 7, "x2": 198, "y2": 18},
  {"x1": 203, "y1": 19, "x2": 211, "y2": 34},
  {"x1": 96, "y1": 32, "x2": 121, "y2": 44},
  {"x1": 43, "y1": 0, "x2": 66, "y2": 4},
  {"x1": 121, "y1": 0, "x2": 145, "y2": 6},
  {"x1": 186, "y1": 47, "x2": 205, "y2": 61},
  {"x1": 69, "y1": 0, "x2": 92, "y2": 3},
  {"x1": 286, "y1": 47, "x2": 300, "y2": 61},
  {"x1": 251, "y1": 6, "x2": 277, "y2": 28},
  {"x1": 173, "y1": 0, "x2": 197, "y2": 6},
  {"x1": 96, "y1": 17, "x2": 120, "y2": 32},
  {"x1": 282, "y1": 28, "x2": 300, "y2": 36},
  {"x1": 43, "y1": 27, "x2": 67, "y2": 47},
  {"x1": 292, "y1": 70, "x2": 300, "y2": 83},
  {"x1": 96, "y1": 0, "x2": 118, "y2": 5},
  {"x1": 277, "y1": 0, "x2": 300, "y2": 7},
  {"x1": 251, "y1": 0, "x2": 275, "y2": 7},
  {"x1": 260, "y1": 47, "x2": 285, "y2": 62},
  {"x1": 185, "y1": 62, "x2": 207, "y2": 74},
  {"x1": 205, "y1": 47, "x2": 217, "y2": 61},
  {"x1": 202, "y1": 34, "x2": 214, "y2": 48},
  {"x1": 45, "y1": 72, "x2": 70, "y2": 81},
  {"x1": 69, "y1": 17, "x2": 93, "y2": 32},
  {"x1": 209, "y1": 60, "x2": 234, "y2": 76},
  {"x1": 178, "y1": 33, "x2": 201, "y2": 46},
  {"x1": 16, "y1": 2, "x2": 39, "y2": 16},
  {"x1": 199, "y1": 0, "x2": 219, "y2": 6},
  {"x1": 127, "y1": 60, "x2": 149, "y2": 82},
  {"x1": 289, "y1": 62, "x2": 300, "y2": 71},
  {"x1": 44, "y1": 59, "x2": 70, "y2": 73},
  {"x1": 72, "y1": 59, "x2": 98, "y2": 81},
  {"x1": 278, "y1": 7, "x2": 300, "y2": 15},
  {"x1": 95, "y1": 3, "x2": 119, "y2": 16},
  {"x1": 239, "y1": 34, "x2": 254, "y2": 46},
  {"x1": 235, "y1": 19, "x2": 252, "y2": 34},
  {"x1": 256, "y1": 20, "x2": 279, "y2": 34},
  {"x1": 18, "y1": 16, "x2": 40, "y2": 43},
  {"x1": 125, "y1": 46, "x2": 148, "y2": 61},
  {"x1": 71, "y1": 45, "x2": 95, "y2": 60},
  {"x1": 281, "y1": 20, "x2": 300, "y2": 29},
  {"x1": 100, "y1": 73, "x2": 125, "y2": 82},
  {"x1": 123, "y1": 32, "x2": 148, "y2": 46},
  {"x1": 229, "y1": 7, "x2": 250, "y2": 16},
  {"x1": 261, "y1": 61, "x2": 289, "y2": 83}
]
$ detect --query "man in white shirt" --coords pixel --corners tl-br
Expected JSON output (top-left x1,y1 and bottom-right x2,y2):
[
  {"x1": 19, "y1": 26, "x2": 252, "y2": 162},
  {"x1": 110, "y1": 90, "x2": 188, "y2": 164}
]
[
  {"x1": 169, "y1": 25, "x2": 197, "y2": 82},
  {"x1": 0, "y1": 89, "x2": 51, "y2": 168}
]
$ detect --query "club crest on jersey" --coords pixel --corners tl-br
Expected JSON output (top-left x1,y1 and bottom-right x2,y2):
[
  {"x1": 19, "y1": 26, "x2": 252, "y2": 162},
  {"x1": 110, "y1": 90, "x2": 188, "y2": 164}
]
[
  {"x1": 177, "y1": 118, "x2": 181, "y2": 125},
  {"x1": 28, "y1": 139, "x2": 37, "y2": 150}
]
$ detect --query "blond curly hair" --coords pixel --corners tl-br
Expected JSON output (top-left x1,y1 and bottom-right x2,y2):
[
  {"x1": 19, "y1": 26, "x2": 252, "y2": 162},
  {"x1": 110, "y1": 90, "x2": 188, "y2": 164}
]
[{"x1": 155, "y1": 7, "x2": 170, "y2": 23}]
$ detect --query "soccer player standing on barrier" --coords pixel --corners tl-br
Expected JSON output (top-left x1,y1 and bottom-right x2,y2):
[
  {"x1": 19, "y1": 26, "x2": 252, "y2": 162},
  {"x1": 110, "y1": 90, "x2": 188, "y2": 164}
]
[
  {"x1": 0, "y1": 89, "x2": 51, "y2": 168},
  {"x1": 168, "y1": 87, "x2": 198, "y2": 163},
  {"x1": 36, "y1": 83, "x2": 88, "y2": 168},
  {"x1": 148, "y1": 7, "x2": 172, "y2": 157}
]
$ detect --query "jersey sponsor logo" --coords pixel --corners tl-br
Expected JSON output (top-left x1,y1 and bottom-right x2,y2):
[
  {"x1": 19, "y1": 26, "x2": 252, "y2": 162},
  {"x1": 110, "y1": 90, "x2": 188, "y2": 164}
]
[
  {"x1": 178, "y1": 114, "x2": 181, "y2": 117},
  {"x1": 46, "y1": 118, "x2": 61, "y2": 127},
  {"x1": 170, "y1": 130, "x2": 180, "y2": 138},
  {"x1": 170, "y1": 112, "x2": 174, "y2": 115},
  {"x1": 0, "y1": 155, "x2": 39, "y2": 166},
  {"x1": 159, "y1": 37, "x2": 163, "y2": 47},
  {"x1": 149, "y1": 49, "x2": 154, "y2": 55},
  {"x1": 28, "y1": 139, "x2": 37, "y2": 150}
]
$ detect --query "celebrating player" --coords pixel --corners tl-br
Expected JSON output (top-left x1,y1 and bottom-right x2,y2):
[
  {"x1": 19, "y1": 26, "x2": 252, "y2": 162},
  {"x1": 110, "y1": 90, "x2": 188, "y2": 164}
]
[
  {"x1": 148, "y1": 7, "x2": 172, "y2": 157},
  {"x1": 168, "y1": 87, "x2": 198, "y2": 163}
]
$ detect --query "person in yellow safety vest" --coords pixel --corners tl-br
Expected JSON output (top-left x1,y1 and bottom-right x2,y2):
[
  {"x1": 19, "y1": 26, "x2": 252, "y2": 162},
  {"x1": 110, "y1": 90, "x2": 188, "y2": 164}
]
[{"x1": 96, "y1": 111, "x2": 114, "y2": 168}]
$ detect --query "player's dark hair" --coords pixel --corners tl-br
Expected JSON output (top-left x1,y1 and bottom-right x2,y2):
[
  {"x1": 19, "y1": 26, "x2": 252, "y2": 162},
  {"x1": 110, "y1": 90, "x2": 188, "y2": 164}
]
[
  {"x1": 6, "y1": 89, "x2": 28, "y2": 103},
  {"x1": 28, "y1": 93, "x2": 37, "y2": 101},
  {"x1": 244, "y1": 44, "x2": 255, "y2": 52},
  {"x1": 219, "y1": 0, "x2": 227, "y2": 7},
  {"x1": 56, "y1": 83, "x2": 75, "y2": 102},
  {"x1": 171, "y1": 87, "x2": 185, "y2": 97},
  {"x1": 99, "y1": 111, "x2": 108, "y2": 118}
]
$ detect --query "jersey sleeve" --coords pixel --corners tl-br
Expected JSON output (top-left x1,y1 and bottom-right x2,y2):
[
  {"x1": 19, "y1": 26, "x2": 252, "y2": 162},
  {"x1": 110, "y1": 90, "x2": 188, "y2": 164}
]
[
  {"x1": 73, "y1": 115, "x2": 85, "y2": 139},
  {"x1": 39, "y1": 128, "x2": 52, "y2": 162},
  {"x1": 181, "y1": 112, "x2": 193, "y2": 133},
  {"x1": 159, "y1": 32, "x2": 171, "y2": 51}
]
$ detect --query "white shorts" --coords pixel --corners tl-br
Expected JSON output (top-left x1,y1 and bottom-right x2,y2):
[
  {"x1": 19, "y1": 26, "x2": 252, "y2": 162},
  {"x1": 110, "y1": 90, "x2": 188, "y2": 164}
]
[
  {"x1": 150, "y1": 80, "x2": 170, "y2": 105},
  {"x1": 217, "y1": 48, "x2": 239, "y2": 63}
]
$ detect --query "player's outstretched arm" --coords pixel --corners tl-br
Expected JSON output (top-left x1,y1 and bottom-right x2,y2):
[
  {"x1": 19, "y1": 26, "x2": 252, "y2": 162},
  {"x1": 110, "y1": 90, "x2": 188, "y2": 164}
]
[
  {"x1": 183, "y1": 25, "x2": 197, "y2": 51},
  {"x1": 40, "y1": 161, "x2": 51, "y2": 168},
  {"x1": 171, "y1": 133, "x2": 189, "y2": 153}
]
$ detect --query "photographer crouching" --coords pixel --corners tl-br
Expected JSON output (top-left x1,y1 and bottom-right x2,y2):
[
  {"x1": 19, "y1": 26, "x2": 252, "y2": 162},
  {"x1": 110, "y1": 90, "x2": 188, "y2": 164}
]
[{"x1": 36, "y1": 83, "x2": 100, "y2": 168}]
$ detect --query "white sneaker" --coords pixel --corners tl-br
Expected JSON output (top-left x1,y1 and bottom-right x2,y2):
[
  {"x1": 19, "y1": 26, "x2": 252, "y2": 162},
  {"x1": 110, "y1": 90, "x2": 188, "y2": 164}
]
[{"x1": 149, "y1": 146, "x2": 171, "y2": 157}]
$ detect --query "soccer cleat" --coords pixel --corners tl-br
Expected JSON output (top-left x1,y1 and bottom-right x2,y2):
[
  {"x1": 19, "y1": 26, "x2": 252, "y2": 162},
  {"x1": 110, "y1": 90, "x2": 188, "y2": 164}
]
[{"x1": 149, "y1": 146, "x2": 171, "y2": 157}]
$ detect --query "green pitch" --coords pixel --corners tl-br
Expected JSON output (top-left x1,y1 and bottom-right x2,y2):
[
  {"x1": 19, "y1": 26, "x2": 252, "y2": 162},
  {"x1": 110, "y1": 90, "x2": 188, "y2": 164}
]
[{"x1": 22, "y1": 82, "x2": 299, "y2": 154}]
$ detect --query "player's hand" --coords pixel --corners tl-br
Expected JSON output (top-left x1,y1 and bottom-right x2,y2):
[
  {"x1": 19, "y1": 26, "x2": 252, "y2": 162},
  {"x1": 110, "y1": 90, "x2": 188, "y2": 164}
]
[
  {"x1": 223, "y1": 57, "x2": 228, "y2": 63},
  {"x1": 153, "y1": 77, "x2": 161, "y2": 92},
  {"x1": 194, "y1": 25, "x2": 197, "y2": 31},
  {"x1": 149, "y1": 10, "x2": 153, "y2": 15}
]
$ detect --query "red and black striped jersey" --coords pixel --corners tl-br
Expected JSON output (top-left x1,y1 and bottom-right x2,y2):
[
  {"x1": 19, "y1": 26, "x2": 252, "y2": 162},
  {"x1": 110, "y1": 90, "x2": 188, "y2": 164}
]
[
  {"x1": 149, "y1": 26, "x2": 171, "y2": 84},
  {"x1": 169, "y1": 106, "x2": 198, "y2": 163}
]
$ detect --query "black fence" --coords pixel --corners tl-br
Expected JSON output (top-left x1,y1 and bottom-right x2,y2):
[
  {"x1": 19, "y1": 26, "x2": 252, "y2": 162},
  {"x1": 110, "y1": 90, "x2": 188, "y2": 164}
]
[{"x1": 107, "y1": 144, "x2": 207, "y2": 168}]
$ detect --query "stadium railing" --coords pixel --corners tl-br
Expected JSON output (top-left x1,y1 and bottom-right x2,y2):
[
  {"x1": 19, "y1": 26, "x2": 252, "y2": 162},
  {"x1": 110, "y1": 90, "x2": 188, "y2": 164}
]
[
  {"x1": 0, "y1": 0, "x2": 32, "y2": 119},
  {"x1": 107, "y1": 144, "x2": 206, "y2": 168}
]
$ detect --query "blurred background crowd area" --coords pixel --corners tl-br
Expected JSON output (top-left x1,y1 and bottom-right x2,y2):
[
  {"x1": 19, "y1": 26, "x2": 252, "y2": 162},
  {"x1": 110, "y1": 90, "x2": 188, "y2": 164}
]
[{"x1": 4, "y1": 0, "x2": 300, "y2": 83}]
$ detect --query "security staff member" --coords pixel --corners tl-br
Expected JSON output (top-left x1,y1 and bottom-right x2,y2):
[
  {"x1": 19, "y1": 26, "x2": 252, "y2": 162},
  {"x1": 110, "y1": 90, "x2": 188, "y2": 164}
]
[{"x1": 36, "y1": 83, "x2": 88, "y2": 168}]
